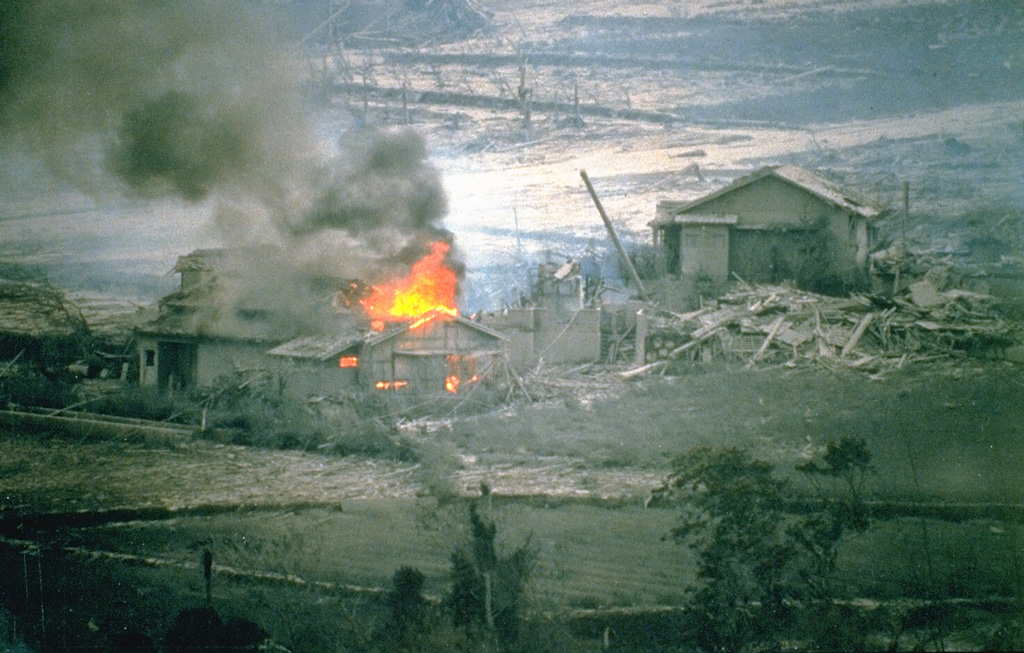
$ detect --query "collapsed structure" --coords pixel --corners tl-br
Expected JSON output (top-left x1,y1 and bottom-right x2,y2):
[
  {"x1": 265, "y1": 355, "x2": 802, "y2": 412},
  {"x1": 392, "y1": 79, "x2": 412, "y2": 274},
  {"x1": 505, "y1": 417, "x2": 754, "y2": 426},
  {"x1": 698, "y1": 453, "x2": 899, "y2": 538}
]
[{"x1": 134, "y1": 164, "x2": 1019, "y2": 397}]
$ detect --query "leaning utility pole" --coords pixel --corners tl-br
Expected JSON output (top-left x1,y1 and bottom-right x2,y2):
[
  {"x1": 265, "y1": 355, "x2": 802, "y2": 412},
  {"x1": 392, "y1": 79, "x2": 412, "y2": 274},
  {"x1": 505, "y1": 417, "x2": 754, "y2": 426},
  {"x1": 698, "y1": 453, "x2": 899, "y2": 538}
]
[{"x1": 580, "y1": 169, "x2": 652, "y2": 302}]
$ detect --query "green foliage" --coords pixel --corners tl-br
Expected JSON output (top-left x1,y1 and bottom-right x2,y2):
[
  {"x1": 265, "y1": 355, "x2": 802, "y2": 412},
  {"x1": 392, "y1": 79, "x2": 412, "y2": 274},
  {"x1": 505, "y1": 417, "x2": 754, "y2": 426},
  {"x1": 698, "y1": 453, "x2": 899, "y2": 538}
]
[
  {"x1": 794, "y1": 436, "x2": 873, "y2": 583},
  {"x1": 89, "y1": 385, "x2": 193, "y2": 422},
  {"x1": 667, "y1": 447, "x2": 794, "y2": 652},
  {"x1": 0, "y1": 365, "x2": 75, "y2": 409},
  {"x1": 666, "y1": 440, "x2": 874, "y2": 652},
  {"x1": 627, "y1": 241, "x2": 662, "y2": 280},
  {"x1": 446, "y1": 501, "x2": 537, "y2": 646},
  {"x1": 382, "y1": 566, "x2": 427, "y2": 642}
]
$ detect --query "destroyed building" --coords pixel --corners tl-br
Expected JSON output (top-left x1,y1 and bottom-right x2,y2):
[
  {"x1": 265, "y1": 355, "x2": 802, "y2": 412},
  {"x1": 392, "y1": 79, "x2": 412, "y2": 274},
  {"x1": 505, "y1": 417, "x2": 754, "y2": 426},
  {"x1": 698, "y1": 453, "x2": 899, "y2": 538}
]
[
  {"x1": 651, "y1": 165, "x2": 887, "y2": 292},
  {"x1": 268, "y1": 312, "x2": 505, "y2": 397},
  {"x1": 136, "y1": 247, "x2": 508, "y2": 396},
  {"x1": 479, "y1": 259, "x2": 602, "y2": 368},
  {"x1": 135, "y1": 249, "x2": 308, "y2": 391}
]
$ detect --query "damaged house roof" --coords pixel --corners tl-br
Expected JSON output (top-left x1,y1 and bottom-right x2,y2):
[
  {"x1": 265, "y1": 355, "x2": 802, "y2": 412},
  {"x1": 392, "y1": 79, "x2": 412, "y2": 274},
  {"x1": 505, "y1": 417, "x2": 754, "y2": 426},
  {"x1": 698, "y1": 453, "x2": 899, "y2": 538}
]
[
  {"x1": 266, "y1": 331, "x2": 366, "y2": 361},
  {"x1": 268, "y1": 312, "x2": 506, "y2": 361},
  {"x1": 172, "y1": 248, "x2": 228, "y2": 273},
  {"x1": 363, "y1": 312, "x2": 506, "y2": 349},
  {"x1": 653, "y1": 165, "x2": 886, "y2": 226}
]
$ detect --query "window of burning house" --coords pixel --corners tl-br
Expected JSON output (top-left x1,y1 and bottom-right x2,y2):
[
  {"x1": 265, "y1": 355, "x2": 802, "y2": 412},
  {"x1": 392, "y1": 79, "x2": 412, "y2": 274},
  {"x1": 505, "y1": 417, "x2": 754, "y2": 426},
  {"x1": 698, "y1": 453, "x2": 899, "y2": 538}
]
[
  {"x1": 446, "y1": 354, "x2": 479, "y2": 394},
  {"x1": 338, "y1": 356, "x2": 358, "y2": 368}
]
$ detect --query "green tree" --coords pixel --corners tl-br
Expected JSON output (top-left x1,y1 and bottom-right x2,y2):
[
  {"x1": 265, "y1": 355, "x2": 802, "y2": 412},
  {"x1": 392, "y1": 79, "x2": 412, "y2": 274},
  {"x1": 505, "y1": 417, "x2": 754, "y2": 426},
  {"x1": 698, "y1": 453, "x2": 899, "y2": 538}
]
[
  {"x1": 384, "y1": 566, "x2": 427, "y2": 640},
  {"x1": 667, "y1": 447, "x2": 794, "y2": 652},
  {"x1": 664, "y1": 439, "x2": 873, "y2": 652},
  {"x1": 446, "y1": 501, "x2": 536, "y2": 646},
  {"x1": 793, "y1": 436, "x2": 873, "y2": 598}
]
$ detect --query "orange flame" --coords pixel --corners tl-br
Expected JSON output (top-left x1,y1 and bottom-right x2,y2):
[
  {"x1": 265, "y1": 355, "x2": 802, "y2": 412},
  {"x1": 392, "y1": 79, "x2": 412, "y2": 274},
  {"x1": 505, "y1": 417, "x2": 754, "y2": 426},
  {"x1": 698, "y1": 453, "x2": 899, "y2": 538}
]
[
  {"x1": 360, "y1": 241, "x2": 458, "y2": 330},
  {"x1": 445, "y1": 375, "x2": 460, "y2": 394}
]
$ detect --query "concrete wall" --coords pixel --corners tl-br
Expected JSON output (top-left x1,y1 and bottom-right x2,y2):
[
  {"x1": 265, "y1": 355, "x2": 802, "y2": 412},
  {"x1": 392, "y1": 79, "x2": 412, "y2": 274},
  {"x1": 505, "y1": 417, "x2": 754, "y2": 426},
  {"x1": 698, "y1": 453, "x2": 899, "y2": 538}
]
[
  {"x1": 535, "y1": 308, "x2": 601, "y2": 365},
  {"x1": 137, "y1": 335, "x2": 280, "y2": 389},
  {"x1": 482, "y1": 308, "x2": 536, "y2": 367},
  {"x1": 481, "y1": 307, "x2": 602, "y2": 368}
]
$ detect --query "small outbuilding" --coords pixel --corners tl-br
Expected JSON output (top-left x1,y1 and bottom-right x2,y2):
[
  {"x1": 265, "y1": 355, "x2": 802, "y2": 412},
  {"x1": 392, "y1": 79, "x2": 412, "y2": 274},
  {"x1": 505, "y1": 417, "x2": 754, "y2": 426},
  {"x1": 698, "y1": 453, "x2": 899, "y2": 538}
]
[
  {"x1": 268, "y1": 312, "x2": 506, "y2": 396},
  {"x1": 651, "y1": 165, "x2": 886, "y2": 292}
]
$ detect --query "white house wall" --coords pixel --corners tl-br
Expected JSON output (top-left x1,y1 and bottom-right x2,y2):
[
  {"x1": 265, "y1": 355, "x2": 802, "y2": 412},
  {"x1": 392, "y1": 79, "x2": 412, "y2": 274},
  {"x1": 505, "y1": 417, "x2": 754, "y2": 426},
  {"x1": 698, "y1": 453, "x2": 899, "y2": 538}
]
[{"x1": 195, "y1": 340, "x2": 279, "y2": 386}]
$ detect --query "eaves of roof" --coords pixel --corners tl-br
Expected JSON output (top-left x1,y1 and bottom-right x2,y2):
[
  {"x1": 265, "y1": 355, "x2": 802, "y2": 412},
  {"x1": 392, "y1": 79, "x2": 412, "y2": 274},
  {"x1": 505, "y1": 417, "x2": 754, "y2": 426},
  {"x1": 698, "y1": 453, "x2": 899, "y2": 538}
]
[{"x1": 653, "y1": 165, "x2": 886, "y2": 224}]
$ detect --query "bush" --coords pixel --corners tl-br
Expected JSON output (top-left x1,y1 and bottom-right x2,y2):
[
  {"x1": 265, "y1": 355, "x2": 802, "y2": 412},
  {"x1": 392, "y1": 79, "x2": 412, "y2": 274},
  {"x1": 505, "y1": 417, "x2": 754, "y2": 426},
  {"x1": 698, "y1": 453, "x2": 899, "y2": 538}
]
[
  {"x1": 664, "y1": 440, "x2": 873, "y2": 652},
  {"x1": 446, "y1": 501, "x2": 537, "y2": 646},
  {"x1": 89, "y1": 386, "x2": 194, "y2": 423},
  {"x1": 0, "y1": 366, "x2": 75, "y2": 409}
]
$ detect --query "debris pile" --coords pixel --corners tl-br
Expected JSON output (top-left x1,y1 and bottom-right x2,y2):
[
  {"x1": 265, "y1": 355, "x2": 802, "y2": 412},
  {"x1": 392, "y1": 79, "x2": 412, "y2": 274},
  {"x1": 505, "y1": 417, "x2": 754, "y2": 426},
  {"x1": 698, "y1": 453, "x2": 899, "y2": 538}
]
[
  {"x1": 0, "y1": 280, "x2": 88, "y2": 338},
  {"x1": 630, "y1": 275, "x2": 1016, "y2": 379}
]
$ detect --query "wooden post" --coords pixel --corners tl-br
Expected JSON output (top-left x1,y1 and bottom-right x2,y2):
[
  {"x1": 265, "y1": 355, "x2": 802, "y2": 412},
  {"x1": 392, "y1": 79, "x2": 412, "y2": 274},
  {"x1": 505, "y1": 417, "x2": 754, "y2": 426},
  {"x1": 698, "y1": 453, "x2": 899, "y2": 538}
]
[
  {"x1": 203, "y1": 549, "x2": 213, "y2": 604},
  {"x1": 580, "y1": 169, "x2": 652, "y2": 302},
  {"x1": 902, "y1": 181, "x2": 909, "y2": 254}
]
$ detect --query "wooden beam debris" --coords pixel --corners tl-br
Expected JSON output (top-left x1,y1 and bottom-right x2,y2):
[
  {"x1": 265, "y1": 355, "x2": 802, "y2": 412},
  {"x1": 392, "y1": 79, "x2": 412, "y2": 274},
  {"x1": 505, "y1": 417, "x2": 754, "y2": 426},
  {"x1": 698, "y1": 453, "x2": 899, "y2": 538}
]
[
  {"x1": 841, "y1": 312, "x2": 874, "y2": 358},
  {"x1": 751, "y1": 316, "x2": 786, "y2": 363},
  {"x1": 624, "y1": 275, "x2": 1016, "y2": 379}
]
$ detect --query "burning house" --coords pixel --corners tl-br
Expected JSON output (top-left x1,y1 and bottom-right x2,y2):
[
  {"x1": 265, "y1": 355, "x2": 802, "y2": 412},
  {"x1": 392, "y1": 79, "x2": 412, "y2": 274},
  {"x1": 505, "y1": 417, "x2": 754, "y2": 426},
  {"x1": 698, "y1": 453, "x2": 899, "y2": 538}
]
[
  {"x1": 268, "y1": 312, "x2": 504, "y2": 396},
  {"x1": 134, "y1": 249, "x2": 321, "y2": 392},
  {"x1": 651, "y1": 165, "x2": 886, "y2": 292},
  {"x1": 137, "y1": 240, "x2": 507, "y2": 397}
]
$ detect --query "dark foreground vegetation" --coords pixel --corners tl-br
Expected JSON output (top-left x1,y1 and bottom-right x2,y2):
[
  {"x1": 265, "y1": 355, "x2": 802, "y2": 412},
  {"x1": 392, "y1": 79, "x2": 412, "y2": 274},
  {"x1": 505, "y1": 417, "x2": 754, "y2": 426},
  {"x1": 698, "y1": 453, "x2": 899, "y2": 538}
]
[
  {"x1": 3, "y1": 433, "x2": 1023, "y2": 652},
  {"x1": 1, "y1": 359, "x2": 416, "y2": 460}
]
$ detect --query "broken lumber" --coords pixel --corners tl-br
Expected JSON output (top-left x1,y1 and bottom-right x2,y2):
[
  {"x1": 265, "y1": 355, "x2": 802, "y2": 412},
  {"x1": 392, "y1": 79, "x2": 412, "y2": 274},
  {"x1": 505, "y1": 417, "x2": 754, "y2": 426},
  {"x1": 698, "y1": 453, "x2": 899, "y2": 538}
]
[
  {"x1": 619, "y1": 360, "x2": 668, "y2": 379},
  {"x1": 751, "y1": 316, "x2": 786, "y2": 363},
  {"x1": 841, "y1": 312, "x2": 875, "y2": 358}
]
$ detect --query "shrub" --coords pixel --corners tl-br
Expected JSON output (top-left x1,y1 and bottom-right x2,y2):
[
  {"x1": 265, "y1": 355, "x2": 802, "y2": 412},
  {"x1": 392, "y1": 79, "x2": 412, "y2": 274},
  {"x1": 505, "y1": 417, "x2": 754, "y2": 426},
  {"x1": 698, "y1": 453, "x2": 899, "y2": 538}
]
[
  {"x1": 383, "y1": 566, "x2": 427, "y2": 640},
  {"x1": 665, "y1": 440, "x2": 873, "y2": 652},
  {"x1": 446, "y1": 502, "x2": 537, "y2": 646},
  {"x1": 89, "y1": 386, "x2": 194, "y2": 423},
  {"x1": 0, "y1": 365, "x2": 75, "y2": 409}
]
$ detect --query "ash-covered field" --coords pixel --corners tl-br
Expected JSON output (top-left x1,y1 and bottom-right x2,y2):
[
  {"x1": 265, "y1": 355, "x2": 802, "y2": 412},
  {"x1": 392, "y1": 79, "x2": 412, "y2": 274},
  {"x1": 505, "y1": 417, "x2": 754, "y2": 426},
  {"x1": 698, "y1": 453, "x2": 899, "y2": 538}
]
[{"x1": 2, "y1": 0, "x2": 1023, "y2": 651}]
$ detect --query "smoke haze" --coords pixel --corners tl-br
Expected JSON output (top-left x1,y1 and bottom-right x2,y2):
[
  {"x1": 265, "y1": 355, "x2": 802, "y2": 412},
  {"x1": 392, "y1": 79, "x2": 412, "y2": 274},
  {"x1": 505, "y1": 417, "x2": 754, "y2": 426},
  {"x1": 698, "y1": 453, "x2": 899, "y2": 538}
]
[{"x1": 0, "y1": 0, "x2": 457, "y2": 325}]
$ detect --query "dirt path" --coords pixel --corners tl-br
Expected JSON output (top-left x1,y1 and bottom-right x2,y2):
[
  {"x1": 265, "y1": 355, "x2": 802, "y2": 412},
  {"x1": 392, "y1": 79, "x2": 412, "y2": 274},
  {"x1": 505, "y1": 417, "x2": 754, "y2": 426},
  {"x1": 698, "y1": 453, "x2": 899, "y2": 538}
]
[{"x1": 0, "y1": 435, "x2": 662, "y2": 515}]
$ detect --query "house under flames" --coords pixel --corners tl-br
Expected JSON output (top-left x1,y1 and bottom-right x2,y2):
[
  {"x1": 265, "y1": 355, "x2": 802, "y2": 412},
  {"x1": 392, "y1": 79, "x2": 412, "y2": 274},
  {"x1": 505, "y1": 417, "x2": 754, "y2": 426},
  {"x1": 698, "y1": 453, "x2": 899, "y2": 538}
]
[
  {"x1": 651, "y1": 165, "x2": 886, "y2": 292},
  {"x1": 267, "y1": 313, "x2": 505, "y2": 396},
  {"x1": 136, "y1": 246, "x2": 507, "y2": 397}
]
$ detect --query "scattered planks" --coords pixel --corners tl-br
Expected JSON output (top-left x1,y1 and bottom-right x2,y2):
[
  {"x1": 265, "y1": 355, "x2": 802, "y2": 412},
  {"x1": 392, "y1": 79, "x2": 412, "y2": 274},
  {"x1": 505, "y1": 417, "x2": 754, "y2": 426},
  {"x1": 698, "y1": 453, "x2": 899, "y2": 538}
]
[{"x1": 625, "y1": 278, "x2": 1016, "y2": 379}]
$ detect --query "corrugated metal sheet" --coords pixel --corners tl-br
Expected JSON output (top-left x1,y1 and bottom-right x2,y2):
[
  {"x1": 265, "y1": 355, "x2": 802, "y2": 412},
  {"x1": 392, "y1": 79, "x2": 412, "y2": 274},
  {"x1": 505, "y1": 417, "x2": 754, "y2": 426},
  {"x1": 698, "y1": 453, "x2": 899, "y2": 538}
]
[{"x1": 266, "y1": 332, "x2": 364, "y2": 360}]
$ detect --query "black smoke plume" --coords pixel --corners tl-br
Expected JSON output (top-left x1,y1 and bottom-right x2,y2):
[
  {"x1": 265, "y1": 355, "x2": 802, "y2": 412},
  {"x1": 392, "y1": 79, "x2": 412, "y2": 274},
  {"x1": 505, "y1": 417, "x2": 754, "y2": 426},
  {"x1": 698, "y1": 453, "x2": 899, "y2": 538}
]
[{"x1": 0, "y1": 1, "x2": 458, "y2": 327}]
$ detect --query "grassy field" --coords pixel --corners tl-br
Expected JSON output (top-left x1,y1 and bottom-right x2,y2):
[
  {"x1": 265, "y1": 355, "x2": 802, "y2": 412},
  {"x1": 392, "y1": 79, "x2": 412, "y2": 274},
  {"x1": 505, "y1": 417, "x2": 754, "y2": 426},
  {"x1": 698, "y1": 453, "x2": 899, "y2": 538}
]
[
  {"x1": 5, "y1": 498, "x2": 1022, "y2": 650},
  {"x1": 3, "y1": 360, "x2": 1024, "y2": 650},
  {"x1": 452, "y1": 360, "x2": 1024, "y2": 503}
]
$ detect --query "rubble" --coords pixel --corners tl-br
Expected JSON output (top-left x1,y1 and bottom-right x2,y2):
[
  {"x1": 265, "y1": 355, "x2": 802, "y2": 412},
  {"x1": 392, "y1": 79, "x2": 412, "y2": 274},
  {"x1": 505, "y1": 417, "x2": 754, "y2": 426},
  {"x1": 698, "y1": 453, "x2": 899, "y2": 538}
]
[{"x1": 630, "y1": 274, "x2": 1017, "y2": 379}]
